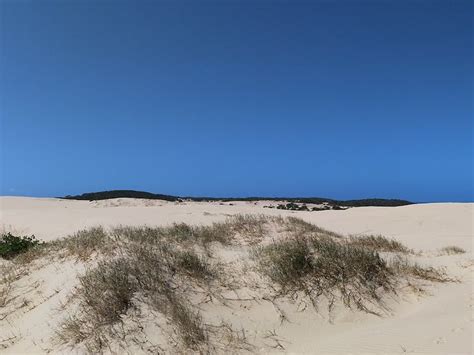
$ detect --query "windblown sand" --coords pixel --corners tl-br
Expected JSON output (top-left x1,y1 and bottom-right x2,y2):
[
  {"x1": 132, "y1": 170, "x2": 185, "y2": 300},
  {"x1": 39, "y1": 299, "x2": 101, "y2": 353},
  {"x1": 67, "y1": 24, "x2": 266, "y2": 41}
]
[{"x1": 0, "y1": 197, "x2": 472, "y2": 354}]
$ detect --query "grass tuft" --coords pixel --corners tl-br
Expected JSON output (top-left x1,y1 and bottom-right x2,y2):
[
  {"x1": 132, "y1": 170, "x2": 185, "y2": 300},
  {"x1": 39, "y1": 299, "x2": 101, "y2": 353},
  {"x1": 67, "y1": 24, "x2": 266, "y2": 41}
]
[
  {"x1": 53, "y1": 215, "x2": 456, "y2": 351},
  {"x1": 389, "y1": 256, "x2": 453, "y2": 283},
  {"x1": 58, "y1": 236, "x2": 216, "y2": 351},
  {"x1": 283, "y1": 217, "x2": 343, "y2": 239},
  {"x1": 348, "y1": 235, "x2": 411, "y2": 253},
  {"x1": 254, "y1": 235, "x2": 393, "y2": 313},
  {"x1": 77, "y1": 258, "x2": 137, "y2": 324},
  {"x1": 53, "y1": 227, "x2": 110, "y2": 260},
  {"x1": 174, "y1": 250, "x2": 216, "y2": 280},
  {"x1": 439, "y1": 246, "x2": 466, "y2": 255}
]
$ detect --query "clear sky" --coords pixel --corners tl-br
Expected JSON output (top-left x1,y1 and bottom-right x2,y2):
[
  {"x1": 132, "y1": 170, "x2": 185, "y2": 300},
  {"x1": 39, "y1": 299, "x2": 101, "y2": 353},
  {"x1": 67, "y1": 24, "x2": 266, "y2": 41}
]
[{"x1": 1, "y1": 0, "x2": 472, "y2": 202}]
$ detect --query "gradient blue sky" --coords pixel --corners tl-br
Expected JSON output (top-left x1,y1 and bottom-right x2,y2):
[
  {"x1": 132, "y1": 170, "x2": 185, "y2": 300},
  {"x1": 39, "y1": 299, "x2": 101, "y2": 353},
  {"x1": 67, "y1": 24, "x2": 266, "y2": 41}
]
[{"x1": 1, "y1": 0, "x2": 472, "y2": 202}]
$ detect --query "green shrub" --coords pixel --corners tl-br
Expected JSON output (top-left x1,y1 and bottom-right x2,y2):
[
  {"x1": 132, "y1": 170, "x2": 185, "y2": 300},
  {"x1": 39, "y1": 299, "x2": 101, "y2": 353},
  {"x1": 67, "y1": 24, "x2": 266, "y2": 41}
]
[{"x1": 0, "y1": 233, "x2": 41, "y2": 259}]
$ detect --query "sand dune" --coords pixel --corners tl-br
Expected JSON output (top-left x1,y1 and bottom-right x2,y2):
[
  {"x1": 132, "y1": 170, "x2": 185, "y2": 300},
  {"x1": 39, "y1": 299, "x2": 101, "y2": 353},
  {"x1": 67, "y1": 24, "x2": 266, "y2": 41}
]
[{"x1": 0, "y1": 197, "x2": 472, "y2": 354}]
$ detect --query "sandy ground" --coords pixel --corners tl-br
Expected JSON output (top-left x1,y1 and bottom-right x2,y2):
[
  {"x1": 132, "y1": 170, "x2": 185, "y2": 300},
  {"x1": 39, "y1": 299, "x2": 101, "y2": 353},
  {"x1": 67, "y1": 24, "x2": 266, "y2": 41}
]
[{"x1": 0, "y1": 197, "x2": 473, "y2": 354}]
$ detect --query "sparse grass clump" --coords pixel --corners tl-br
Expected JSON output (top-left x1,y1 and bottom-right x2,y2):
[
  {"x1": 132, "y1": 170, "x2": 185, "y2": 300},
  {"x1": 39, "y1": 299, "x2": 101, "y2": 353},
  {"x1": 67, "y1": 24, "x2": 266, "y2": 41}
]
[
  {"x1": 111, "y1": 214, "x2": 269, "y2": 247},
  {"x1": 254, "y1": 219, "x2": 455, "y2": 314},
  {"x1": 111, "y1": 222, "x2": 232, "y2": 248},
  {"x1": 349, "y1": 235, "x2": 411, "y2": 253},
  {"x1": 52, "y1": 227, "x2": 110, "y2": 260},
  {"x1": 227, "y1": 214, "x2": 268, "y2": 238},
  {"x1": 389, "y1": 256, "x2": 453, "y2": 283},
  {"x1": 77, "y1": 259, "x2": 137, "y2": 324},
  {"x1": 439, "y1": 246, "x2": 465, "y2": 255},
  {"x1": 254, "y1": 235, "x2": 394, "y2": 313},
  {"x1": 59, "y1": 236, "x2": 216, "y2": 351},
  {"x1": 174, "y1": 250, "x2": 216, "y2": 280},
  {"x1": 59, "y1": 258, "x2": 138, "y2": 350},
  {"x1": 254, "y1": 238, "x2": 312, "y2": 287},
  {"x1": 0, "y1": 233, "x2": 41, "y2": 260},
  {"x1": 283, "y1": 217, "x2": 343, "y2": 239},
  {"x1": 168, "y1": 300, "x2": 207, "y2": 348},
  {"x1": 0, "y1": 265, "x2": 19, "y2": 307},
  {"x1": 53, "y1": 215, "x2": 456, "y2": 352}
]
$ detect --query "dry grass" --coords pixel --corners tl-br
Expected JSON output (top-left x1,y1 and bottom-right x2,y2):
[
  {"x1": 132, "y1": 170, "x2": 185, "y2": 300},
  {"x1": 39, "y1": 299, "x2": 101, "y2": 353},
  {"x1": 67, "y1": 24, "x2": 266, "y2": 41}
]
[
  {"x1": 51, "y1": 226, "x2": 111, "y2": 260},
  {"x1": 0, "y1": 265, "x2": 16, "y2": 308},
  {"x1": 44, "y1": 215, "x2": 457, "y2": 351},
  {"x1": 57, "y1": 228, "x2": 221, "y2": 352},
  {"x1": 0, "y1": 263, "x2": 29, "y2": 312},
  {"x1": 111, "y1": 222, "x2": 232, "y2": 249},
  {"x1": 253, "y1": 218, "x2": 454, "y2": 314},
  {"x1": 59, "y1": 258, "x2": 137, "y2": 350},
  {"x1": 439, "y1": 246, "x2": 466, "y2": 255},
  {"x1": 349, "y1": 235, "x2": 411, "y2": 253},
  {"x1": 12, "y1": 246, "x2": 47, "y2": 264},
  {"x1": 389, "y1": 256, "x2": 454, "y2": 283},
  {"x1": 59, "y1": 256, "x2": 208, "y2": 352},
  {"x1": 173, "y1": 250, "x2": 216, "y2": 280},
  {"x1": 225, "y1": 214, "x2": 269, "y2": 240},
  {"x1": 254, "y1": 235, "x2": 394, "y2": 313},
  {"x1": 109, "y1": 215, "x2": 270, "y2": 249},
  {"x1": 283, "y1": 216, "x2": 343, "y2": 239}
]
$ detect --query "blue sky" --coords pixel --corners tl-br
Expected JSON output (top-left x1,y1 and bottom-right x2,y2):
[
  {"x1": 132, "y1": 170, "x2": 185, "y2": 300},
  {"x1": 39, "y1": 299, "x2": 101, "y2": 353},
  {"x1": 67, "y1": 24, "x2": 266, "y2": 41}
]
[{"x1": 1, "y1": 0, "x2": 472, "y2": 202}]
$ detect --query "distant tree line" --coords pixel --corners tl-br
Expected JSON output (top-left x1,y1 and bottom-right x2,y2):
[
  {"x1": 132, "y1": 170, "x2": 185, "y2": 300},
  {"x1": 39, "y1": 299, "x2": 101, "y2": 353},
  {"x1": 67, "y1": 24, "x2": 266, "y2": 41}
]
[
  {"x1": 62, "y1": 190, "x2": 413, "y2": 207},
  {"x1": 63, "y1": 190, "x2": 179, "y2": 202}
]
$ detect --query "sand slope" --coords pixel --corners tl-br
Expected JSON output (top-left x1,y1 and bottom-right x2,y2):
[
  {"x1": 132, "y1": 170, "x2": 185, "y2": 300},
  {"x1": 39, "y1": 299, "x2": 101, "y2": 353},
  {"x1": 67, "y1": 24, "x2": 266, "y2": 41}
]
[{"x1": 0, "y1": 197, "x2": 472, "y2": 354}]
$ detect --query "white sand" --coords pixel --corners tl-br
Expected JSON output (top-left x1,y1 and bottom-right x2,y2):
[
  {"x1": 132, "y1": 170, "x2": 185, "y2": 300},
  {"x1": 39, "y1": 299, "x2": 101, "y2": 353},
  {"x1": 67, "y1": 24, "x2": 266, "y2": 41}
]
[{"x1": 0, "y1": 197, "x2": 472, "y2": 353}]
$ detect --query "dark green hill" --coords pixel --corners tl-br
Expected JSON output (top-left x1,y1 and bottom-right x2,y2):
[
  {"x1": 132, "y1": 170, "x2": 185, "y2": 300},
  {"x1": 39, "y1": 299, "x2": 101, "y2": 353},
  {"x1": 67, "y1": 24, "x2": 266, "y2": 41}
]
[{"x1": 63, "y1": 190, "x2": 179, "y2": 201}]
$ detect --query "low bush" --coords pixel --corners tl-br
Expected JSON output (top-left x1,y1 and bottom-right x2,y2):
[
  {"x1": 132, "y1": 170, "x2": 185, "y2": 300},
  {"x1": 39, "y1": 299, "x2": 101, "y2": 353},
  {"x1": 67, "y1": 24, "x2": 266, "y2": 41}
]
[{"x1": 0, "y1": 233, "x2": 41, "y2": 259}]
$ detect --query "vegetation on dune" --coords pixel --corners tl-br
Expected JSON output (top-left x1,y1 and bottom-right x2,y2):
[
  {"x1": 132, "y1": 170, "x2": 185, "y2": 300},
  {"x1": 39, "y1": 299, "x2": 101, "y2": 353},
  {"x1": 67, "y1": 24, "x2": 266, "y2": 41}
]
[
  {"x1": 2, "y1": 215, "x2": 455, "y2": 353},
  {"x1": 439, "y1": 246, "x2": 466, "y2": 255},
  {"x1": 63, "y1": 190, "x2": 179, "y2": 202},
  {"x1": 51, "y1": 226, "x2": 110, "y2": 260},
  {"x1": 388, "y1": 256, "x2": 453, "y2": 283},
  {"x1": 0, "y1": 264, "x2": 28, "y2": 308},
  {"x1": 348, "y1": 235, "x2": 411, "y2": 253},
  {"x1": 62, "y1": 190, "x2": 413, "y2": 207},
  {"x1": 0, "y1": 233, "x2": 42, "y2": 260},
  {"x1": 253, "y1": 235, "x2": 395, "y2": 313},
  {"x1": 276, "y1": 203, "x2": 311, "y2": 211},
  {"x1": 58, "y1": 234, "x2": 220, "y2": 352},
  {"x1": 253, "y1": 232, "x2": 452, "y2": 314}
]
